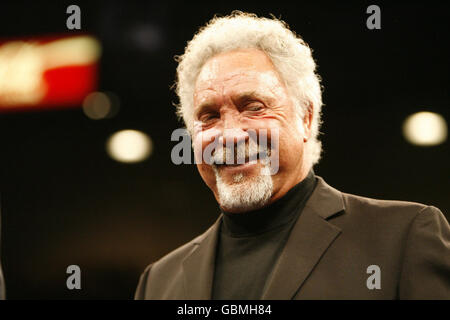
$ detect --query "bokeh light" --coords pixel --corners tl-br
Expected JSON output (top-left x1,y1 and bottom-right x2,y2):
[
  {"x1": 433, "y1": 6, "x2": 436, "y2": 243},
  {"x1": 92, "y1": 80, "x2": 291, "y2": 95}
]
[
  {"x1": 403, "y1": 111, "x2": 448, "y2": 146},
  {"x1": 106, "y1": 130, "x2": 153, "y2": 163},
  {"x1": 82, "y1": 91, "x2": 120, "y2": 120},
  {"x1": 0, "y1": 35, "x2": 100, "y2": 110}
]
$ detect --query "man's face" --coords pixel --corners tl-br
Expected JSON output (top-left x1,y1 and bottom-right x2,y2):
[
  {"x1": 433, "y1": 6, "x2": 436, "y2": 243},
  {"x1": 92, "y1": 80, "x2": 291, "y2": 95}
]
[{"x1": 192, "y1": 48, "x2": 311, "y2": 213}]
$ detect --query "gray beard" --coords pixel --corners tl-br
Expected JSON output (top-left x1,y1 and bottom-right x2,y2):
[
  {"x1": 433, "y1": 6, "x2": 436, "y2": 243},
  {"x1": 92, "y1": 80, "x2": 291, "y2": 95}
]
[{"x1": 213, "y1": 163, "x2": 273, "y2": 213}]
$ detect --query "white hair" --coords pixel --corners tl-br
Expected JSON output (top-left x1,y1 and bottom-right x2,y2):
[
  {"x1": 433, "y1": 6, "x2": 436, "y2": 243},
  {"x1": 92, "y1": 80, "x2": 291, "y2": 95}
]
[
  {"x1": 213, "y1": 161, "x2": 273, "y2": 212},
  {"x1": 174, "y1": 11, "x2": 324, "y2": 167}
]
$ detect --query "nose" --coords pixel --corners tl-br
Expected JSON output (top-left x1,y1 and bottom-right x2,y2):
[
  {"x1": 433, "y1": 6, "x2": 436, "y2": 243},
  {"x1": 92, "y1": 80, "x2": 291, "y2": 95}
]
[
  {"x1": 219, "y1": 112, "x2": 248, "y2": 146},
  {"x1": 219, "y1": 128, "x2": 248, "y2": 148}
]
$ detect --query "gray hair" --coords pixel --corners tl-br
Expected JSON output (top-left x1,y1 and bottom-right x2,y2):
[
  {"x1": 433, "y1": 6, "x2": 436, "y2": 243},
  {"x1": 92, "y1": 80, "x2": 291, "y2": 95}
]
[{"x1": 174, "y1": 11, "x2": 323, "y2": 167}]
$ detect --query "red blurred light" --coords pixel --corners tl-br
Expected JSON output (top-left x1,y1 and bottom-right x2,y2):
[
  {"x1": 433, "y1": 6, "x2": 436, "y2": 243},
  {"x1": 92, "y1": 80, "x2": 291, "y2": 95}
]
[{"x1": 0, "y1": 34, "x2": 101, "y2": 112}]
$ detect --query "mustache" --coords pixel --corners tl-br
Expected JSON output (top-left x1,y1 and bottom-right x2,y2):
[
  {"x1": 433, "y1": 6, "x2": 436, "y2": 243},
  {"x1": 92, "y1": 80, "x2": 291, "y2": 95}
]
[{"x1": 211, "y1": 140, "x2": 271, "y2": 165}]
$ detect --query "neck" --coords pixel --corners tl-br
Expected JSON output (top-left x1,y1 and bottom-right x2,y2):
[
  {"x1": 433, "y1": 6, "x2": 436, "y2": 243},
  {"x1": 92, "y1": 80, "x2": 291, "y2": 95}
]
[{"x1": 267, "y1": 164, "x2": 312, "y2": 207}]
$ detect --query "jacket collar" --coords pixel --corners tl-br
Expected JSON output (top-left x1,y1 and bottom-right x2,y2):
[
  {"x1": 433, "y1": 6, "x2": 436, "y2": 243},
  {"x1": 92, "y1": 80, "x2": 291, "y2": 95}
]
[{"x1": 181, "y1": 176, "x2": 345, "y2": 299}]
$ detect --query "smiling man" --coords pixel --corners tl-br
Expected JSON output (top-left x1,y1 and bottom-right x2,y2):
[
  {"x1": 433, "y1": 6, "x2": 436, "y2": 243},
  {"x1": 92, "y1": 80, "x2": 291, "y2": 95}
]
[
  {"x1": 135, "y1": 11, "x2": 450, "y2": 300},
  {"x1": 193, "y1": 47, "x2": 309, "y2": 214}
]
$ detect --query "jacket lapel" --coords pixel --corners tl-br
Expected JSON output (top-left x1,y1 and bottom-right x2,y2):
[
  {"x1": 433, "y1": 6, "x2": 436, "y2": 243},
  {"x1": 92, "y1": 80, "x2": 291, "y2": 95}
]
[
  {"x1": 182, "y1": 217, "x2": 221, "y2": 299},
  {"x1": 261, "y1": 176, "x2": 345, "y2": 299}
]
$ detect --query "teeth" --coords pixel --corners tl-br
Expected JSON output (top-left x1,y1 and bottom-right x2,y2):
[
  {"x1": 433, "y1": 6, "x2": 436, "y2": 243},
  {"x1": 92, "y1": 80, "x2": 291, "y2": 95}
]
[
  {"x1": 211, "y1": 139, "x2": 271, "y2": 166},
  {"x1": 213, "y1": 151, "x2": 270, "y2": 166}
]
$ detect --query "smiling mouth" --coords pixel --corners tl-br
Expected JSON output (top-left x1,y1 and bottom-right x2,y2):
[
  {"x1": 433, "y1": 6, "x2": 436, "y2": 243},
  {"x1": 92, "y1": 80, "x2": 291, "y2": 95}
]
[
  {"x1": 213, "y1": 151, "x2": 269, "y2": 168},
  {"x1": 215, "y1": 160, "x2": 256, "y2": 168},
  {"x1": 214, "y1": 162, "x2": 257, "y2": 174}
]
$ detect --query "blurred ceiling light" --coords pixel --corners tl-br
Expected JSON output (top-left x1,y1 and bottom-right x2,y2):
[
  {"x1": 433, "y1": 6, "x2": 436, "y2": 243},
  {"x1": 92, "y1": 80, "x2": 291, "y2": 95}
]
[
  {"x1": 0, "y1": 41, "x2": 46, "y2": 106},
  {"x1": 0, "y1": 35, "x2": 100, "y2": 110},
  {"x1": 82, "y1": 91, "x2": 119, "y2": 120},
  {"x1": 130, "y1": 23, "x2": 163, "y2": 52},
  {"x1": 106, "y1": 130, "x2": 153, "y2": 163},
  {"x1": 42, "y1": 36, "x2": 101, "y2": 69},
  {"x1": 403, "y1": 111, "x2": 448, "y2": 146}
]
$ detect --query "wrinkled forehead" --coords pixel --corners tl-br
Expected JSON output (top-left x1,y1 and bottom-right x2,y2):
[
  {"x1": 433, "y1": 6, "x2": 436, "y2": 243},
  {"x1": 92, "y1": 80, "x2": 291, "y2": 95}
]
[
  {"x1": 200, "y1": 48, "x2": 277, "y2": 75},
  {"x1": 194, "y1": 68, "x2": 283, "y2": 97},
  {"x1": 194, "y1": 49, "x2": 284, "y2": 94}
]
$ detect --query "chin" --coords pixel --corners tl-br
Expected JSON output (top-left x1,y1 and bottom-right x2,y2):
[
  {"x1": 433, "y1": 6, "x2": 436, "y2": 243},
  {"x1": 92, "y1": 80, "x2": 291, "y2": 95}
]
[{"x1": 213, "y1": 163, "x2": 274, "y2": 213}]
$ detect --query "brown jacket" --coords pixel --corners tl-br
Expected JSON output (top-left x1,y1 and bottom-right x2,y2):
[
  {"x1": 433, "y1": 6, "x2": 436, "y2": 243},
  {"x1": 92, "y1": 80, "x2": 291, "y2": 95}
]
[{"x1": 135, "y1": 176, "x2": 450, "y2": 299}]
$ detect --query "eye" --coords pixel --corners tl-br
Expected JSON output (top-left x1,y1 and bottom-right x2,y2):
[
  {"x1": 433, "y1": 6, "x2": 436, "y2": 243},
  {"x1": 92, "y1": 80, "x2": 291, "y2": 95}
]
[
  {"x1": 245, "y1": 102, "x2": 264, "y2": 112},
  {"x1": 199, "y1": 112, "x2": 219, "y2": 122}
]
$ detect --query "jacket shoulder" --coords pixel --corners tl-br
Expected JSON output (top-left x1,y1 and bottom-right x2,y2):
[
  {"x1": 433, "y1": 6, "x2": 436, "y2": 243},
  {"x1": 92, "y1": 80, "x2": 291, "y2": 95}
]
[
  {"x1": 341, "y1": 191, "x2": 430, "y2": 219},
  {"x1": 135, "y1": 222, "x2": 218, "y2": 299},
  {"x1": 154, "y1": 232, "x2": 204, "y2": 269},
  {"x1": 148, "y1": 225, "x2": 212, "y2": 274}
]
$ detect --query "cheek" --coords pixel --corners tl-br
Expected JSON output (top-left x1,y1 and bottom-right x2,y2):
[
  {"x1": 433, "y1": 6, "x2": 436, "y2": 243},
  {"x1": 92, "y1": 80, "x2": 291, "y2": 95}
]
[
  {"x1": 192, "y1": 136, "x2": 203, "y2": 164},
  {"x1": 196, "y1": 163, "x2": 217, "y2": 189},
  {"x1": 192, "y1": 127, "x2": 222, "y2": 163},
  {"x1": 277, "y1": 128, "x2": 304, "y2": 168}
]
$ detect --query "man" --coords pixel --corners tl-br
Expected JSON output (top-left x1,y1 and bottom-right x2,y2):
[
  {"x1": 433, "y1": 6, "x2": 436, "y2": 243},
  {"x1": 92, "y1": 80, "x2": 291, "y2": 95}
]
[{"x1": 135, "y1": 11, "x2": 450, "y2": 299}]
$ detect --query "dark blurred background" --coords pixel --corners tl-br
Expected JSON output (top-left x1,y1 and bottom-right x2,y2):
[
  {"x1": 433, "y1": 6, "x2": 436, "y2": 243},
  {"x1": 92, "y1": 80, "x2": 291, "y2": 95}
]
[{"x1": 0, "y1": 0, "x2": 448, "y2": 299}]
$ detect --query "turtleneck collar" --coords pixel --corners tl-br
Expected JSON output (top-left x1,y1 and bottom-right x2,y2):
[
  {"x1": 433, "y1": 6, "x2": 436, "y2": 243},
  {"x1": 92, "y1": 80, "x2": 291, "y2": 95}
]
[{"x1": 220, "y1": 170, "x2": 317, "y2": 237}]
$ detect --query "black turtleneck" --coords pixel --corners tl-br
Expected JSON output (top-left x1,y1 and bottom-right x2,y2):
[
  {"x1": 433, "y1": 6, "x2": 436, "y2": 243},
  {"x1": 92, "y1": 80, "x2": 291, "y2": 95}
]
[{"x1": 212, "y1": 170, "x2": 317, "y2": 300}]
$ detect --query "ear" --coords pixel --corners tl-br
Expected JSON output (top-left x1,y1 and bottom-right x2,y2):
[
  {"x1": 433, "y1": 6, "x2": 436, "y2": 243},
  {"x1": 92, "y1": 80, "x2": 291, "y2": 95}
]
[{"x1": 303, "y1": 102, "x2": 314, "y2": 142}]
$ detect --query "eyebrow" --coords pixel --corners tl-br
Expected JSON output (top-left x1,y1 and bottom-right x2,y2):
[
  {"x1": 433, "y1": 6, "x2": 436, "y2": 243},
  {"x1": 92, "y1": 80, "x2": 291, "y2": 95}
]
[
  {"x1": 195, "y1": 101, "x2": 217, "y2": 118},
  {"x1": 233, "y1": 90, "x2": 260, "y2": 103},
  {"x1": 232, "y1": 90, "x2": 275, "y2": 108},
  {"x1": 195, "y1": 90, "x2": 273, "y2": 116}
]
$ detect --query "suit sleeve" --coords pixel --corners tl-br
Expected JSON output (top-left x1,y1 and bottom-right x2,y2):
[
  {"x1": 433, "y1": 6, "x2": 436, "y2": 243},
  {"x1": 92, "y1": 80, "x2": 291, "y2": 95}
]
[
  {"x1": 134, "y1": 264, "x2": 153, "y2": 300},
  {"x1": 399, "y1": 206, "x2": 450, "y2": 299}
]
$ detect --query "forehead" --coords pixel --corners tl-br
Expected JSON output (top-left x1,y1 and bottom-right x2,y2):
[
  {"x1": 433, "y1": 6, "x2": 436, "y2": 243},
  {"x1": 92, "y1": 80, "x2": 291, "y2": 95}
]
[{"x1": 194, "y1": 49, "x2": 284, "y2": 97}]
